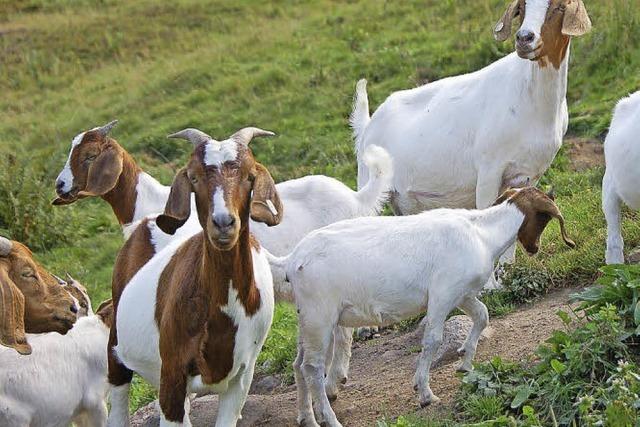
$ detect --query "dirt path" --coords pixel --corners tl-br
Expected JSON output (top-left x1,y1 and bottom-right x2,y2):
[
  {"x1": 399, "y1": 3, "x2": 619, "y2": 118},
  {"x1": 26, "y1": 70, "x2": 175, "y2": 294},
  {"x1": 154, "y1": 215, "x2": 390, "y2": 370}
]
[{"x1": 133, "y1": 287, "x2": 579, "y2": 426}]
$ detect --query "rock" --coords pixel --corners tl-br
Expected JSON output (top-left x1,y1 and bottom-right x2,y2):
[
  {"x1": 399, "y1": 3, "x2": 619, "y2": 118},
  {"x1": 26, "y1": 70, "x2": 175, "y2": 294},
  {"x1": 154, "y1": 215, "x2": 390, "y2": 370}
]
[
  {"x1": 132, "y1": 395, "x2": 280, "y2": 427},
  {"x1": 249, "y1": 375, "x2": 281, "y2": 395},
  {"x1": 406, "y1": 315, "x2": 493, "y2": 368},
  {"x1": 628, "y1": 247, "x2": 640, "y2": 264}
]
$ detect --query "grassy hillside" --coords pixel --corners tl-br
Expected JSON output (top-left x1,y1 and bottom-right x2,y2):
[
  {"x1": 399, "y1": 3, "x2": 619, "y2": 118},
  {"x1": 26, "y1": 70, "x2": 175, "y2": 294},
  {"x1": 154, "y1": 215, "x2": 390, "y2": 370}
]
[{"x1": 1, "y1": 0, "x2": 640, "y2": 415}]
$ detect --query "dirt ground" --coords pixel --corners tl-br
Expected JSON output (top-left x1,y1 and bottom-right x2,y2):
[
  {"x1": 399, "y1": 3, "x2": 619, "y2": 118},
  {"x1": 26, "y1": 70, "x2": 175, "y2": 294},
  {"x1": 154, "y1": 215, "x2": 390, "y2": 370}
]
[
  {"x1": 565, "y1": 137, "x2": 604, "y2": 171},
  {"x1": 133, "y1": 287, "x2": 579, "y2": 426}
]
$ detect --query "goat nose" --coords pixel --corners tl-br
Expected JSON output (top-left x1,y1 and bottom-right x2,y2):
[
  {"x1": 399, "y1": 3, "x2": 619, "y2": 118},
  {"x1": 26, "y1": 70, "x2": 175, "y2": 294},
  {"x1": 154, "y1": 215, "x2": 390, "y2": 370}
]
[
  {"x1": 70, "y1": 304, "x2": 78, "y2": 314},
  {"x1": 516, "y1": 30, "x2": 535, "y2": 45},
  {"x1": 56, "y1": 180, "x2": 65, "y2": 192},
  {"x1": 213, "y1": 214, "x2": 235, "y2": 229}
]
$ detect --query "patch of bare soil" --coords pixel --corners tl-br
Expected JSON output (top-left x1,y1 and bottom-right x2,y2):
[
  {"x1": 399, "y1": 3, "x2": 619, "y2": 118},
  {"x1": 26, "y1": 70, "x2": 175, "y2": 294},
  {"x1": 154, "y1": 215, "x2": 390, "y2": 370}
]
[
  {"x1": 565, "y1": 137, "x2": 604, "y2": 171},
  {"x1": 132, "y1": 288, "x2": 579, "y2": 426}
]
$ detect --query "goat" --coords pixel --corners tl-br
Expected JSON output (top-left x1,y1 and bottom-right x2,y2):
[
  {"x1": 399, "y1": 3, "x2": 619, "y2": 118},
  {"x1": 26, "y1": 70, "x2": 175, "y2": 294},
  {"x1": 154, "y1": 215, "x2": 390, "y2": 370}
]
[
  {"x1": 0, "y1": 236, "x2": 79, "y2": 355},
  {"x1": 603, "y1": 91, "x2": 640, "y2": 264},
  {"x1": 0, "y1": 299, "x2": 113, "y2": 427},
  {"x1": 107, "y1": 127, "x2": 282, "y2": 426},
  {"x1": 351, "y1": 0, "x2": 590, "y2": 273},
  {"x1": 271, "y1": 187, "x2": 575, "y2": 426}
]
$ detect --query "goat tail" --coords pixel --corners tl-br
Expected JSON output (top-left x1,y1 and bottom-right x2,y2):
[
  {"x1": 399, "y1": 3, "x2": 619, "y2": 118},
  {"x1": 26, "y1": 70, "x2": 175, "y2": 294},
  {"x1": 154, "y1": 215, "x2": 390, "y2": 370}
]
[
  {"x1": 355, "y1": 145, "x2": 394, "y2": 215},
  {"x1": 350, "y1": 79, "x2": 372, "y2": 189},
  {"x1": 263, "y1": 249, "x2": 294, "y2": 303}
]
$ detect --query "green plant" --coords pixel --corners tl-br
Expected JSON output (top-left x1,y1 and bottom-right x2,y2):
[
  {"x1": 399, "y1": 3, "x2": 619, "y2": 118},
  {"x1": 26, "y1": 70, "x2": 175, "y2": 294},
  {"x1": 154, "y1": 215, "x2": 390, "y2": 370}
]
[{"x1": 573, "y1": 264, "x2": 640, "y2": 340}]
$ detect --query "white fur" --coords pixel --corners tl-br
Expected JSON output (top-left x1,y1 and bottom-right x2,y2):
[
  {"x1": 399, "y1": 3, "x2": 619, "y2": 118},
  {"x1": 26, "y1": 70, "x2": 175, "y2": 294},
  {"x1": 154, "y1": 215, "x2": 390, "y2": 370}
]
[
  {"x1": 353, "y1": 30, "x2": 568, "y2": 215},
  {"x1": 213, "y1": 186, "x2": 230, "y2": 218},
  {"x1": 132, "y1": 172, "x2": 172, "y2": 223},
  {"x1": 602, "y1": 91, "x2": 640, "y2": 264},
  {"x1": 204, "y1": 139, "x2": 238, "y2": 167},
  {"x1": 0, "y1": 315, "x2": 110, "y2": 427},
  {"x1": 519, "y1": 0, "x2": 552, "y2": 56},
  {"x1": 56, "y1": 131, "x2": 87, "y2": 194},
  {"x1": 111, "y1": 238, "x2": 274, "y2": 426},
  {"x1": 273, "y1": 201, "x2": 528, "y2": 426}
]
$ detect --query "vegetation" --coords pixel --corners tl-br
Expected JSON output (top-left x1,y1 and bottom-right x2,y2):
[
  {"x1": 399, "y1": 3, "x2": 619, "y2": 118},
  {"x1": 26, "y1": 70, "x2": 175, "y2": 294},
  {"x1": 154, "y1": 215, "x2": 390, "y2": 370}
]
[{"x1": 2, "y1": 0, "x2": 640, "y2": 415}]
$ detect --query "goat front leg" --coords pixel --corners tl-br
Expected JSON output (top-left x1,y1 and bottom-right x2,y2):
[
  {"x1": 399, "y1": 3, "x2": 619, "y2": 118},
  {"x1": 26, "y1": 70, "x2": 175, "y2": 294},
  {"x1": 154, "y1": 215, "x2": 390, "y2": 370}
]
[
  {"x1": 216, "y1": 364, "x2": 255, "y2": 427},
  {"x1": 456, "y1": 296, "x2": 489, "y2": 372},
  {"x1": 75, "y1": 402, "x2": 108, "y2": 427},
  {"x1": 603, "y1": 172, "x2": 624, "y2": 264},
  {"x1": 107, "y1": 383, "x2": 131, "y2": 427},
  {"x1": 107, "y1": 311, "x2": 133, "y2": 427},
  {"x1": 158, "y1": 363, "x2": 191, "y2": 427},
  {"x1": 325, "y1": 326, "x2": 353, "y2": 401}
]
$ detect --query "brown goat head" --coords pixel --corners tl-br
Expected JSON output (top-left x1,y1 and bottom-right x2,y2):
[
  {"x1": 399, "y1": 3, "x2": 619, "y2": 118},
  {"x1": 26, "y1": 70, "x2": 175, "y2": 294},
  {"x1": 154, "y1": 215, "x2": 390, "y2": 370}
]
[
  {"x1": 156, "y1": 127, "x2": 283, "y2": 251},
  {"x1": 495, "y1": 187, "x2": 576, "y2": 255},
  {"x1": 0, "y1": 237, "x2": 79, "y2": 354},
  {"x1": 494, "y1": 0, "x2": 591, "y2": 68},
  {"x1": 53, "y1": 120, "x2": 124, "y2": 205}
]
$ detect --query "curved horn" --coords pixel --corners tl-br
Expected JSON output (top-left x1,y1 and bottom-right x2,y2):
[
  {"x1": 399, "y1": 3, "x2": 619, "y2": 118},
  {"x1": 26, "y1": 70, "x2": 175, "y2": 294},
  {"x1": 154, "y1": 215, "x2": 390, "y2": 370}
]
[
  {"x1": 0, "y1": 237, "x2": 12, "y2": 257},
  {"x1": 97, "y1": 120, "x2": 118, "y2": 137},
  {"x1": 167, "y1": 128, "x2": 212, "y2": 146},
  {"x1": 230, "y1": 127, "x2": 276, "y2": 146},
  {"x1": 541, "y1": 200, "x2": 576, "y2": 249},
  {"x1": 52, "y1": 274, "x2": 68, "y2": 286}
]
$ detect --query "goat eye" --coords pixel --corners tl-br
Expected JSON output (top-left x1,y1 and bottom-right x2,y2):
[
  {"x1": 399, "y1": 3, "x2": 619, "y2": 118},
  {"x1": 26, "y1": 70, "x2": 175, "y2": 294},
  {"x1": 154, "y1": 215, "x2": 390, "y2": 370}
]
[
  {"x1": 86, "y1": 155, "x2": 97, "y2": 162},
  {"x1": 190, "y1": 176, "x2": 198, "y2": 184},
  {"x1": 21, "y1": 270, "x2": 35, "y2": 279}
]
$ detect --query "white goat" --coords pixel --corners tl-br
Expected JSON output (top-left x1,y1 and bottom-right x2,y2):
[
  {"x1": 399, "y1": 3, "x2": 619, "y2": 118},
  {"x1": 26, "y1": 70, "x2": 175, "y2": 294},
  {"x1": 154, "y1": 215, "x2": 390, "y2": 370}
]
[
  {"x1": 0, "y1": 300, "x2": 112, "y2": 427},
  {"x1": 272, "y1": 187, "x2": 574, "y2": 427},
  {"x1": 603, "y1": 91, "x2": 640, "y2": 264},
  {"x1": 352, "y1": 0, "x2": 590, "y2": 270}
]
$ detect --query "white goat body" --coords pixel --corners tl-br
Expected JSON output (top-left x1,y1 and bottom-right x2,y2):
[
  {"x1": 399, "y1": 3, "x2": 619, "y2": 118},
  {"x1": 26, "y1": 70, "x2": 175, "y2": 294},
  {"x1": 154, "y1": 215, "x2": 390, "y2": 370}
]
[
  {"x1": 353, "y1": 54, "x2": 568, "y2": 215},
  {"x1": 273, "y1": 188, "x2": 572, "y2": 426},
  {"x1": 0, "y1": 315, "x2": 110, "y2": 427},
  {"x1": 603, "y1": 90, "x2": 640, "y2": 264}
]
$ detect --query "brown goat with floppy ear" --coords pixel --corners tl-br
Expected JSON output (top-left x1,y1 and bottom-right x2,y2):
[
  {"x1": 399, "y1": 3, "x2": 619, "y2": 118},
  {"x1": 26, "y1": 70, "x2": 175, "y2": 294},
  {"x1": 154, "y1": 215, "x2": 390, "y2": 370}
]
[{"x1": 0, "y1": 237, "x2": 79, "y2": 354}]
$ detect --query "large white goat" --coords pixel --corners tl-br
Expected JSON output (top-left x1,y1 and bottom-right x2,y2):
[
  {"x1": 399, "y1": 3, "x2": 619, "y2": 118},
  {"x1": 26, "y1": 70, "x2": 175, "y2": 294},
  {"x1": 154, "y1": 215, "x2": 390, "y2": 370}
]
[
  {"x1": 352, "y1": 0, "x2": 591, "y2": 223},
  {"x1": 603, "y1": 91, "x2": 640, "y2": 264},
  {"x1": 0, "y1": 299, "x2": 112, "y2": 427},
  {"x1": 272, "y1": 187, "x2": 574, "y2": 426}
]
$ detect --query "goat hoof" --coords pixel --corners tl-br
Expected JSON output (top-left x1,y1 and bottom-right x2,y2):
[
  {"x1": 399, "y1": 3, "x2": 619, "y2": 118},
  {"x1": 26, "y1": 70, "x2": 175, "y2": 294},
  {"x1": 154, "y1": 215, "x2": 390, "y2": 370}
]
[
  {"x1": 457, "y1": 347, "x2": 466, "y2": 356},
  {"x1": 327, "y1": 393, "x2": 338, "y2": 403},
  {"x1": 420, "y1": 395, "x2": 440, "y2": 408},
  {"x1": 299, "y1": 418, "x2": 320, "y2": 427},
  {"x1": 413, "y1": 384, "x2": 418, "y2": 392},
  {"x1": 340, "y1": 376, "x2": 348, "y2": 385}
]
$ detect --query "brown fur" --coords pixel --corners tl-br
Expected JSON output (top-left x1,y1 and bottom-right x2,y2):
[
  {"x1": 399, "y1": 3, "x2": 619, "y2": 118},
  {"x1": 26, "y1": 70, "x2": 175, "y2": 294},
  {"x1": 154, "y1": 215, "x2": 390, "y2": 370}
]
[
  {"x1": 497, "y1": 187, "x2": 576, "y2": 254},
  {"x1": 54, "y1": 132, "x2": 141, "y2": 225},
  {"x1": 107, "y1": 219, "x2": 155, "y2": 386},
  {"x1": 0, "y1": 240, "x2": 77, "y2": 354},
  {"x1": 151, "y1": 130, "x2": 281, "y2": 421}
]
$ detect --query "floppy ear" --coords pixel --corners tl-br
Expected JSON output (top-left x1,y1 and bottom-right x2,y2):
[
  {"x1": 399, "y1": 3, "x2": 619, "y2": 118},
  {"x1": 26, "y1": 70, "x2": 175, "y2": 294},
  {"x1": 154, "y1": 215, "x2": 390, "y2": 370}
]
[
  {"x1": 0, "y1": 267, "x2": 31, "y2": 355},
  {"x1": 250, "y1": 163, "x2": 283, "y2": 226},
  {"x1": 156, "y1": 168, "x2": 192, "y2": 235},
  {"x1": 96, "y1": 299, "x2": 114, "y2": 327},
  {"x1": 51, "y1": 197, "x2": 75, "y2": 206},
  {"x1": 494, "y1": 0, "x2": 521, "y2": 42},
  {"x1": 562, "y1": 0, "x2": 591, "y2": 36},
  {"x1": 84, "y1": 144, "x2": 124, "y2": 196}
]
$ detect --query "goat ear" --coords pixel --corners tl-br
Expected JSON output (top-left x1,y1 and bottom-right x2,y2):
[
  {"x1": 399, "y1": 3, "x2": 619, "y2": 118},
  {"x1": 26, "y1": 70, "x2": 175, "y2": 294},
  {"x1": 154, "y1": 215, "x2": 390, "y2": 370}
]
[
  {"x1": 84, "y1": 145, "x2": 123, "y2": 196},
  {"x1": 494, "y1": 0, "x2": 520, "y2": 42},
  {"x1": 51, "y1": 197, "x2": 75, "y2": 206},
  {"x1": 562, "y1": 0, "x2": 591, "y2": 36},
  {"x1": 96, "y1": 299, "x2": 114, "y2": 327},
  {"x1": 250, "y1": 163, "x2": 283, "y2": 226},
  {"x1": 0, "y1": 266, "x2": 32, "y2": 355},
  {"x1": 156, "y1": 168, "x2": 192, "y2": 235}
]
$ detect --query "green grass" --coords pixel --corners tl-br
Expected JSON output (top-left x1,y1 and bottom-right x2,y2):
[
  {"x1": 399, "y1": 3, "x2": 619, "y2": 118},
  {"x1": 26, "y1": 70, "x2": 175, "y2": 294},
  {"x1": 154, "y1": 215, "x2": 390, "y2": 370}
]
[{"x1": 2, "y1": 0, "x2": 640, "y2": 415}]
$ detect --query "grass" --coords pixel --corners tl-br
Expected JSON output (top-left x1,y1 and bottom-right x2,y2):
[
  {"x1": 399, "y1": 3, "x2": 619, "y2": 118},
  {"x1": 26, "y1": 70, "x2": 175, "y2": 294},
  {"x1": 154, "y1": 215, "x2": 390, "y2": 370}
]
[{"x1": 2, "y1": 0, "x2": 640, "y2": 415}]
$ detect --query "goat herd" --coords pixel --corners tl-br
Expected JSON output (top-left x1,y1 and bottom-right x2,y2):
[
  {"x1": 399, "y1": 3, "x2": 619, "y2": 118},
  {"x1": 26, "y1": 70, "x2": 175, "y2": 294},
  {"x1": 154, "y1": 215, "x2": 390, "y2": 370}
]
[{"x1": 1, "y1": 1, "x2": 639, "y2": 426}]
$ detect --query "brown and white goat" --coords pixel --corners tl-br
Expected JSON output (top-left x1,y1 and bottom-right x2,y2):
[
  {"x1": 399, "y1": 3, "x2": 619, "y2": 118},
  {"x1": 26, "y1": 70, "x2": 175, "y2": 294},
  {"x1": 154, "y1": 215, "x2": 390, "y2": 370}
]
[
  {"x1": 0, "y1": 236, "x2": 79, "y2": 354},
  {"x1": 107, "y1": 127, "x2": 282, "y2": 426},
  {"x1": 53, "y1": 120, "x2": 172, "y2": 228}
]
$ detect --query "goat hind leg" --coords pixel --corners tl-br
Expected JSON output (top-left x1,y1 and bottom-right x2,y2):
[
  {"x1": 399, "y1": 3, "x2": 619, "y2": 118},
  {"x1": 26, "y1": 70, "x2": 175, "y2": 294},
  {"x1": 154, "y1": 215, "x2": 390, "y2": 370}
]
[
  {"x1": 413, "y1": 301, "x2": 448, "y2": 407},
  {"x1": 603, "y1": 173, "x2": 624, "y2": 264},
  {"x1": 325, "y1": 326, "x2": 353, "y2": 401}
]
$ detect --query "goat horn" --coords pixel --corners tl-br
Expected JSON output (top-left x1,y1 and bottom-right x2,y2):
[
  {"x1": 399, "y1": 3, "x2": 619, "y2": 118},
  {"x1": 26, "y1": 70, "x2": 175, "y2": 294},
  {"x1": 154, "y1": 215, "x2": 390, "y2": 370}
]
[
  {"x1": 97, "y1": 120, "x2": 119, "y2": 137},
  {"x1": 52, "y1": 274, "x2": 68, "y2": 286},
  {"x1": 0, "y1": 237, "x2": 12, "y2": 257},
  {"x1": 167, "y1": 128, "x2": 212, "y2": 146},
  {"x1": 65, "y1": 273, "x2": 77, "y2": 283},
  {"x1": 230, "y1": 127, "x2": 276, "y2": 146}
]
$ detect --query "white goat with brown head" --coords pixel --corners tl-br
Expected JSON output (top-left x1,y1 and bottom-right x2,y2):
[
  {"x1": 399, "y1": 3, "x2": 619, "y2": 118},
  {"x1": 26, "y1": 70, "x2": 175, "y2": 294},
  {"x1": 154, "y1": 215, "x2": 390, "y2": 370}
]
[
  {"x1": 108, "y1": 127, "x2": 282, "y2": 427},
  {"x1": 0, "y1": 236, "x2": 79, "y2": 355}
]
